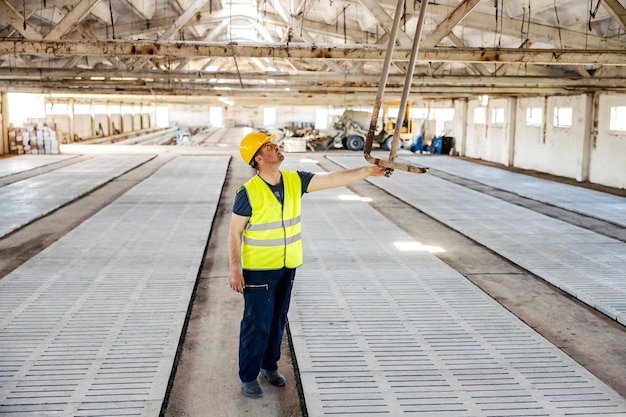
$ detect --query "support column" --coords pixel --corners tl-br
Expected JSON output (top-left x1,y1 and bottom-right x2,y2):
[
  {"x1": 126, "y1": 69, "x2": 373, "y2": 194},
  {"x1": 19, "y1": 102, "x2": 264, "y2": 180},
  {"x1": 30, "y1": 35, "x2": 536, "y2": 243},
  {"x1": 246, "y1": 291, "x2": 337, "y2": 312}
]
[
  {"x1": 69, "y1": 98, "x2": 75, "y2": 142},
  {"x1": 90, "y1": 100, "x2": 96, "y2": 138},
  {"x1": 0, "y1": 91, "x2": 8, "y2": 155},
  {"x1": 140, "y1": 102, "x2": 145, "y2": 129},
  {"x1": 107, "y1": 101, "x2": 112, "y2": 135},
  {"x1": 119, "y1": 101, "x2": 124, "y2": 133},
  {"x1": 455, "y1": 98, "x2": 468, "y2": 156},
  {"x1": 579, "y1": 92, "x2": 597, "y2": 182},
  {"x1": 507, "y1": 97, "x2": 517, "y2": 167}
]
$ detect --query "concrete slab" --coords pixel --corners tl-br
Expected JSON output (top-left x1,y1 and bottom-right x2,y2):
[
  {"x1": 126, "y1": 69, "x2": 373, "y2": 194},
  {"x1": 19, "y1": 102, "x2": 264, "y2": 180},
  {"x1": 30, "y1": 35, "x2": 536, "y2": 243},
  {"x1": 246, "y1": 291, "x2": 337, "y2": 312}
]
[
  {"x1": 0, "y1": 155, "x2": 228, "y2": 416},
  {"x1": 406, "y1": 155, "x2": 626, "y2": 228},
  {"x1": 0, "y1": 154, "x2": 155, "y2": 238},
  {"x1": 285, "y1": 157, "x2": 626, "y2": 416},
  {"x1": 329, "y1": 155, "x2": 626, "y2": 326},
  {"x1": 0, "y1": 154, "x2": 78, "y2": 178}
]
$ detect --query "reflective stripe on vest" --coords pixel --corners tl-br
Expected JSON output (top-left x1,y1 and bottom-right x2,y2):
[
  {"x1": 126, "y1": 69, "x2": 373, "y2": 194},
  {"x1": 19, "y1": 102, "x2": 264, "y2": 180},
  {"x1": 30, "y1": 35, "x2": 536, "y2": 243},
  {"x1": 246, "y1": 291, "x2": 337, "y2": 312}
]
[{"x1": 241, "y1": 171, "x2": 303, "y2": 270}]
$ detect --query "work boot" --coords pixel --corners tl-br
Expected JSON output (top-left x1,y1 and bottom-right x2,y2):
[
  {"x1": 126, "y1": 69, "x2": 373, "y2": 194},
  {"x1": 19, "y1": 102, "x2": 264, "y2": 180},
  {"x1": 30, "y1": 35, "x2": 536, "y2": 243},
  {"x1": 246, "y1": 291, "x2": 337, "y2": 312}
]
[
  {"x1": 242, "y1": 379, "x2": 263, "y2": 398},
  {"x1": 260, "y1": 369, "x2": 286, "y2": 386}
]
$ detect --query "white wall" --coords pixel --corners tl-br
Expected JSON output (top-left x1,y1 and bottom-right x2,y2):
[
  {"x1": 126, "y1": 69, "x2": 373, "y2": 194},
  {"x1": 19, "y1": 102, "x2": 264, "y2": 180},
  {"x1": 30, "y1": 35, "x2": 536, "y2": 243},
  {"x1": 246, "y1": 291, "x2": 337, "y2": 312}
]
[
  {"x1": 486, "y1": 98, "x2": 510, "y2": 165},
  {"x1": 52, "y1": 115, "x2": 71, "y2": 142},
  {"x1": 274, "y1": 106, "x2": 316, "y2": 128},
  {"x1": 121, "y1": 114, "x2": 134, "y2": 132},
  {"x1": 591, "y1": 93, "x2": 626, "y2": 189},
  {"x1": 543, "y1": 95, "x2": 588, "y2": 179},
  {"x1": 167, "y1": 103, "x2": 319, "y2": 130},
  {"x1": 484, "y1": 95, "x2": 587, "y2": 179},
  {"x1": 474, "y1": 93, "x2": 626, "y2": 189},
  {"x1": 50, "y1": 111, "x2": 153, "y2": 140},
  {"x1": 74, "y1": 114, "x2": 92, "y2": 139},
  {"x1": 169, "y1": 104, "x2": 212, "y2": 127},
  {"x1": 465, "y1": 100, "x2": 488, "y2": 159},
  {"x1": 452, "y1": 99, "x2": 467, "y2": 155},
  {"x1": 514, "y1": 97, "x2": 547, "y2": 171}
]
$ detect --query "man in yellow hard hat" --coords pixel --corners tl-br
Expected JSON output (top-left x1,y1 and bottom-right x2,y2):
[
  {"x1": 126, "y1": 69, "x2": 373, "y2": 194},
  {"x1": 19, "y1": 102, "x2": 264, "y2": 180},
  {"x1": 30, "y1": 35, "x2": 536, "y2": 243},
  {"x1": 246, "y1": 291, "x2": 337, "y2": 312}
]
[{"x1": 228, "y1": 131, "x2": 386, "y2": 398}]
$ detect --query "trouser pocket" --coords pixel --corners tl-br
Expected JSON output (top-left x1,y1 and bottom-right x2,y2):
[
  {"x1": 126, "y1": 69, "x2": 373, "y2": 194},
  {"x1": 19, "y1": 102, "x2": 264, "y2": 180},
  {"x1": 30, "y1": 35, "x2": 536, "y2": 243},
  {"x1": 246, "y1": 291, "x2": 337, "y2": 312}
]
[{"x1": 244, "y1": 284, "x2": 269, "y2": 290}]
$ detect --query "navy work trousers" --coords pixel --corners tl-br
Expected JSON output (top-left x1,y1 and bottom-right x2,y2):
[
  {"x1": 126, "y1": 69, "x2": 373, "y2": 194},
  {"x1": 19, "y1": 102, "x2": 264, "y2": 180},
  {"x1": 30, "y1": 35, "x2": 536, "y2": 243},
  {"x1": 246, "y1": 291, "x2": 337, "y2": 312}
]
[{"x1": 239, "y1": 267, "x2": 296, "y2": 383}]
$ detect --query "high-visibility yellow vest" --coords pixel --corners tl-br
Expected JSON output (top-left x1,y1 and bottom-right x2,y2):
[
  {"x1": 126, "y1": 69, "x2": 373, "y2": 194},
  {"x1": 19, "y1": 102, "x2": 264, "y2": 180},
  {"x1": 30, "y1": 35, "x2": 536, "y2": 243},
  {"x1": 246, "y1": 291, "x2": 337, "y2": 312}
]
[{"x1": 241, "y1": 171, "x2": 303, "y2": 270}]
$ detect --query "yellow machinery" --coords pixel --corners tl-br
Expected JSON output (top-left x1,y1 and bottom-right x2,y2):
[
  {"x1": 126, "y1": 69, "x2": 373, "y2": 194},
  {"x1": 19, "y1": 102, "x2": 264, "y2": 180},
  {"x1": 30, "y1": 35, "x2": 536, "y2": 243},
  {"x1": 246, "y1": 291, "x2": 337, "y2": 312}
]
[{"x1": 382, "y1": 102, "x2": 414, "y2": 150}]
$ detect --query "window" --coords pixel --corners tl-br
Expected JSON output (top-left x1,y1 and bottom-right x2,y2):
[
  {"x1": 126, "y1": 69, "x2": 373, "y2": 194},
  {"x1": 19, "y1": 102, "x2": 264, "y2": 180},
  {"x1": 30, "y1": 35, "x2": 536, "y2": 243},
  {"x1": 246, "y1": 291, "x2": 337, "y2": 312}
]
[
  {"x1": 8, "y1": 93, "x2": 46, "y2": 124},
  {"x1": 474, "y1": 107, "x2": 486, "y2": 124},
  {"x1": 315, "y1": 108, "x2": 329, "y2": 129},
  {"x1": 491, "y1": 108, "x2": 505, "y2": 124},
  {"x1": 155, "y1": 106, "x2": 169, "y2": 127},
  {"x1": 609, "y1": 106, "x2": 626, "y2": 131},
  {"x1": 263, "y1": 107, "x2": 276, "y2": 126},
  {"x1": 553, "y1": 107, "x2": 572, "y2": 127},
  {"x1": 411, "y1": 108, "x2": 429, "y2": 119},
  {"x1": 526, "y1": 107, "x2": 543, "y2": 126},
  {"x1": 108, "y1": 104, "x2": 121, "y2": 114},
  {"x1": 434, "y1": 108, "x2": 455, "y2": 121},
  {"x1": 74, "y1": 104, "x2": 92, "y2": 115},
  {"x1": 45, "y1": 102, "x2": 69, "y2": 115},
  {"x1": 209, "y1": 107, "x2": 223, "y2": 127},
  {"x1": 387, "y1": 107, "x2": 399, "y2": 119}
]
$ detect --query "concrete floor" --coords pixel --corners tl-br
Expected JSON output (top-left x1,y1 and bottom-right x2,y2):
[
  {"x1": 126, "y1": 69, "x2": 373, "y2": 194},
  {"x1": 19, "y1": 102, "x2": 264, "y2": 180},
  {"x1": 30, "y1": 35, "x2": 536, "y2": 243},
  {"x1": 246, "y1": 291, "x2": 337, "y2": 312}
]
[{"x1": 0, "y1": 130, "x2": 624, "y2": 416}]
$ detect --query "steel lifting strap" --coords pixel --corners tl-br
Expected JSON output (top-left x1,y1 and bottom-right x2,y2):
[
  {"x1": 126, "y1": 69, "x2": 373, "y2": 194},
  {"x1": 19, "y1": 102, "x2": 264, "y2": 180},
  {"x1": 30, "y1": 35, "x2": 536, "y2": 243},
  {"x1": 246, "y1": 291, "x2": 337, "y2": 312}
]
[{"x1": 364, "y1": 0, "x2": 430, "y2": 176}]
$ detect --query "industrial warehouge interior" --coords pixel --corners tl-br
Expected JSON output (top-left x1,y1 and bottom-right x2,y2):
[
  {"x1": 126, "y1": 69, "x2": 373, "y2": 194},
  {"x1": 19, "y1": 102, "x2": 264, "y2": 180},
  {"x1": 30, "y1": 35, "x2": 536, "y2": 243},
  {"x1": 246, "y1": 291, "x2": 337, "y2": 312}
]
[{"x1": 1, "y1": 1, "x2": 626, "y2": 417}]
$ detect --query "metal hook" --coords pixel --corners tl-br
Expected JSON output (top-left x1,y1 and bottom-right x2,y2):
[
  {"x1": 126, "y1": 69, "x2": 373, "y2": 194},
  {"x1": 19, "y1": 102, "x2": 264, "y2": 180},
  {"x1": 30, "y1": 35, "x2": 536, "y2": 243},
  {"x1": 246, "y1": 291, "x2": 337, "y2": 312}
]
[{"x1": 363, "y1": 0, "x2": 431, "y2": 176}]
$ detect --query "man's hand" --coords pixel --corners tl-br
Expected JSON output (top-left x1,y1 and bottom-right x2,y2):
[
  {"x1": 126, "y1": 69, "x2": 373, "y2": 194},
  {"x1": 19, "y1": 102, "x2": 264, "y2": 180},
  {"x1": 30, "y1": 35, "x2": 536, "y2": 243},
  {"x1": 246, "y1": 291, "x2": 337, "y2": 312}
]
[
  {"x1": 369, "y1": 165, "x2": 387, "y2": 177},
  {"x1": 230, "y1": 270, "x2": 245, "y2": 293}
]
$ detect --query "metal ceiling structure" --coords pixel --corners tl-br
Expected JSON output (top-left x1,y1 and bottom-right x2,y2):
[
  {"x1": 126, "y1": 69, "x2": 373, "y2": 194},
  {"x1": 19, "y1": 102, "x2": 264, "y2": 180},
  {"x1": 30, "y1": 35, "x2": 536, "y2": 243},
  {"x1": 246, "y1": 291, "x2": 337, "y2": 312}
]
[{"x1": 0, "y1": 0, "x2": 625, "y2": 105}]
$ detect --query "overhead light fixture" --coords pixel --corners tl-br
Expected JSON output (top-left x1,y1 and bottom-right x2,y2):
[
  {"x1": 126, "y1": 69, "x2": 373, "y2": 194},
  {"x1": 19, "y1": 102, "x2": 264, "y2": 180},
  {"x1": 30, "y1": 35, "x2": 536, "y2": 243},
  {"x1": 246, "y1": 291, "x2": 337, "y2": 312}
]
[{"x1": 218, "y1": 97, "x2": 234, "y2": 106}]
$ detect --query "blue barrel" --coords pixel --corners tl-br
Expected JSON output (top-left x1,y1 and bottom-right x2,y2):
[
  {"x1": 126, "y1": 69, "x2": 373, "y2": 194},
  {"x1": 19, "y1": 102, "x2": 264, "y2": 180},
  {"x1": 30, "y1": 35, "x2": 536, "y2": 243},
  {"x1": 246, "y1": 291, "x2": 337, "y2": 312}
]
[{"x1": 431, "y1": 136, "x2": 443, "y2": 154}]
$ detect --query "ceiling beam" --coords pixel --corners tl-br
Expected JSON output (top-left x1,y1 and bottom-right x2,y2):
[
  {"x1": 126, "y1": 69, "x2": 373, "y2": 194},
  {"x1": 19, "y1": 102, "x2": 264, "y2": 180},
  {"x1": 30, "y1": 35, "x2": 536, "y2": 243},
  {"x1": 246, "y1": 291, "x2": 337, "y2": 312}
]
[
  {"x1": 2, "y1": 79, "x2": 603, "y2": 97},
  {"x1": 3, "y1": 67, "x2": 625, "y2": 88},
  {"x1": 267, "y1": 0, "x2": 342, "y2": 73},
  {"x1": 421, "y1": 0, "x2": 482, "y2": 48},
  {"x1": 123, "y1": 0, "x2": 156, "y2": 21},
  {"x1": 0, "y1": 0, "x2": 42, "y2": 39},
  {"x1": 494, "y1": 39, "x2": 531, "y2": 76},
  {"x1": 425, "y1": 2, "x2": 624, "y2": 50},
  {"x1": 160, "y1": 0, "x2": 210, "y2": 40},
  {"x1": 44, "y1": 0, "x2": 103, "y2": 40},
  {"x1": 601, "y1": 0, "x2": 626, "y2": 32},
  {"x1": 357, "y1": 0, "x2": 412, "y2": 47},
  {"x1": 446, "y1": 32, "x2": 491, "y2": 76},
  {"x1": 133, "y1": 0, "x2": 212, "y2": 70},
  {"x1": 3, "y1": 40, "x2": 626, "y2": 66}
]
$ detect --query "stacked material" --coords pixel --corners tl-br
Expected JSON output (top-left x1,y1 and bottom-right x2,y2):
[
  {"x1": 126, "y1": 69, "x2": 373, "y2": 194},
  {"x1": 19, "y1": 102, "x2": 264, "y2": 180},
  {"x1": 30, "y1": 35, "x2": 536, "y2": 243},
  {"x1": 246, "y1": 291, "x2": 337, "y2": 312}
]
[{"x1": 7, "y1": 121, "x2": 59, "y2": 155}]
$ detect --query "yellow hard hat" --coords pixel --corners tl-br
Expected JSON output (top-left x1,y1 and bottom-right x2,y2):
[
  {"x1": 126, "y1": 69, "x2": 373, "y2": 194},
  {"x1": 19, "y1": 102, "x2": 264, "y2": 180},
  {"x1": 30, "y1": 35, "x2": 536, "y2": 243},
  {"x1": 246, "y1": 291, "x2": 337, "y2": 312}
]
[{"x1": 240, "y1": 131, "x2": 275, "y2": 164}]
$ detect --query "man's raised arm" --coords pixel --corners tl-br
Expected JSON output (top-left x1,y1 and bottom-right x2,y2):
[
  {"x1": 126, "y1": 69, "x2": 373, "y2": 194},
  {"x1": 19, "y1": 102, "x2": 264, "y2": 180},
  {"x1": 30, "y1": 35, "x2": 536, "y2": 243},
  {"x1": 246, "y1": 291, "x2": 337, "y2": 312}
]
[{"x1": 307, "y1": 165, "x2": 386, "y2": 192}]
